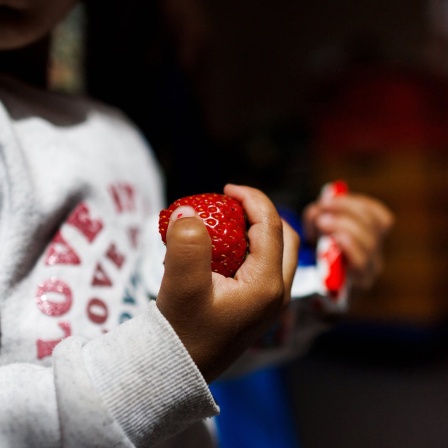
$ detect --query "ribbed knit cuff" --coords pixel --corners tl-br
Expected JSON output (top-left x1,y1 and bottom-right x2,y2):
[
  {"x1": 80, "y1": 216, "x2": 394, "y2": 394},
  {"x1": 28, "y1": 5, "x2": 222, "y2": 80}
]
[{"x1": 82, "y1": 301, "x2": 219, "y2": 447}]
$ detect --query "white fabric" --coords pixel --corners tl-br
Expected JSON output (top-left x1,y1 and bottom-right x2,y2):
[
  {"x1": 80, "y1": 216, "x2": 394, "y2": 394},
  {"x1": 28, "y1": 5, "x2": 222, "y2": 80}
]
[{"x1": 0, "y1": 75, "x2": 218, "y2": 448}]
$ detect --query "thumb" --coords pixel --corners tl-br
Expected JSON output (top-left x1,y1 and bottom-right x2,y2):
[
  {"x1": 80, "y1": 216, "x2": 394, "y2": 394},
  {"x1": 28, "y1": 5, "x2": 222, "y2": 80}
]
[{"x1": 157, "y1": 206, "x2": 213, "y2": 317}]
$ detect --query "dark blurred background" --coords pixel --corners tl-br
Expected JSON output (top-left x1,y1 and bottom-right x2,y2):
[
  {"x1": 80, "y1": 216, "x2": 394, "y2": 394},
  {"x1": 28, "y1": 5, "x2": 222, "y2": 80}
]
[{"x1": 46, "y1": 0, "x2": 448, "y2": 446}]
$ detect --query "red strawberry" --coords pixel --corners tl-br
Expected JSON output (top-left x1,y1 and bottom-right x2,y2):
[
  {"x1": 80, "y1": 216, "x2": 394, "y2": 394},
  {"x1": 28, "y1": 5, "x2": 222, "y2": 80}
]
[{"x1": 158, "y1": 193, "x2": 249, "y2": 277}]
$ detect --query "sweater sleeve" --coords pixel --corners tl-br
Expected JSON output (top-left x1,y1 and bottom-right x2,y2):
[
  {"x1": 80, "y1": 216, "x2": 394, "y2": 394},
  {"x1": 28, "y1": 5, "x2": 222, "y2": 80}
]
[
  {"x1": 80, "y1": 301, "x2": 219, "y2": 447},
  {"x1": 0, "y1": 302, "x2": 219, "y2": 448}
]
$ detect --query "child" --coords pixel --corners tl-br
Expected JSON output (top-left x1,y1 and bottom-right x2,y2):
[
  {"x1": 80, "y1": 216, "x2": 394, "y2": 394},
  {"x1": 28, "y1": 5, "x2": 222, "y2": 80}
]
[
  {"x1": 0, "y1": 1, "x2": 300, "y2": 447},
  {"x1": 81, "y1": 2, "x2": 396, "y2": 446}
]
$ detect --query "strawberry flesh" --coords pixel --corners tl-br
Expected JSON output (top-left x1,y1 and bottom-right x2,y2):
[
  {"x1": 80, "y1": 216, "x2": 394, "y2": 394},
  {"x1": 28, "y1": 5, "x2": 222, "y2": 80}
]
[{"x1": 158, "y1": 193, "x2": 248, "y2": 277}]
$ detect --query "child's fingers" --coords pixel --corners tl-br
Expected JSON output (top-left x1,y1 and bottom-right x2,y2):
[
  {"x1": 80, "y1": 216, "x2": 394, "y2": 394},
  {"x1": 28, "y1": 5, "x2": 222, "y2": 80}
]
[
  {"x1": 320, "y1": 194, "x2": 394, "y2": 238},
  {"x1": 317, "y1": 213, "x2": 377, "y2": 256},
  {"x1": 224, "y1": 184, "x2": 284, "y2": 284},
  {"x1": 156, "y1": 207, "x2": 213, "y2": 317},
  {"x1": 219, "y1": 184, "x2": 289, "y2": 333}
]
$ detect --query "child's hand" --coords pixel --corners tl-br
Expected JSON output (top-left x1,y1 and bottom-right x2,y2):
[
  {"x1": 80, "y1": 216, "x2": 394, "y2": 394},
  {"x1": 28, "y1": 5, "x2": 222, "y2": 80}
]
[
  {"x1": 302, "y1": 191, "x2": 394, "y2": 290},
  {"x1": 156, "y1": 184, "x2": 299, "y2": 383}
]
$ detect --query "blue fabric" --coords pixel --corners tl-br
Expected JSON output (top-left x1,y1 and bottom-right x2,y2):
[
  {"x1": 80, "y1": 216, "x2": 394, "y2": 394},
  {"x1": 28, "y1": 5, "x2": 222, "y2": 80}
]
[
  {"x1": 210, "y1": 365, "x2": 300, "y2": 448},
  {"x1": 276, "y1": 205, "x2": 316, "y2": 267}
]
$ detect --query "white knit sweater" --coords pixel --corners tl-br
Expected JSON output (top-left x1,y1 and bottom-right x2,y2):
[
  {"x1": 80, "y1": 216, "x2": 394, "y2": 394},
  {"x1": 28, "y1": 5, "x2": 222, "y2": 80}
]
[{"x1": 0, "y1": 76, "x2": 219, "y2": 447}]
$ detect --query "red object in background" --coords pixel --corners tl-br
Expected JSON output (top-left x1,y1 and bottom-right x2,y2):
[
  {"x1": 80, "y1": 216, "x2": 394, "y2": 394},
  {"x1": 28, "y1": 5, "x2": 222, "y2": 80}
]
[
  {"x1": 316, "y1": 180, "x2": 349, "y2": 310},
  {"x1": 328, "y1": 179, "x2": 349, "y2": 196},
  {"x1": 323, "y1": 247, "x2": 345, "y2": 300},
  {"x1": 312, "y1": 67, "x2": 448, "y2": 154}
]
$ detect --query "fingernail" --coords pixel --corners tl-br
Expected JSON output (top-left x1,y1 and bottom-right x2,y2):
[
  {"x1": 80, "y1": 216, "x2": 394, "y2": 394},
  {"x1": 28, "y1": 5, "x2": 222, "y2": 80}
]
[
  {"x1": 320, "y1": 195, "x2": 333, "y2": 205},
  {"x1": 318, "y1": 213, "x2": 334, "y2": 227},
  {"x1": 170, "y1": 206, "x2": 196, "y2": 221}
]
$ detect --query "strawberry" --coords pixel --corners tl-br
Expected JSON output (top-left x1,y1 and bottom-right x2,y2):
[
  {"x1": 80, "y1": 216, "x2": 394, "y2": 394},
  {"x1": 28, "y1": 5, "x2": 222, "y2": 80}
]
[{"x1": 158, "y1": 193, "x2": 249, "y2": 277}]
